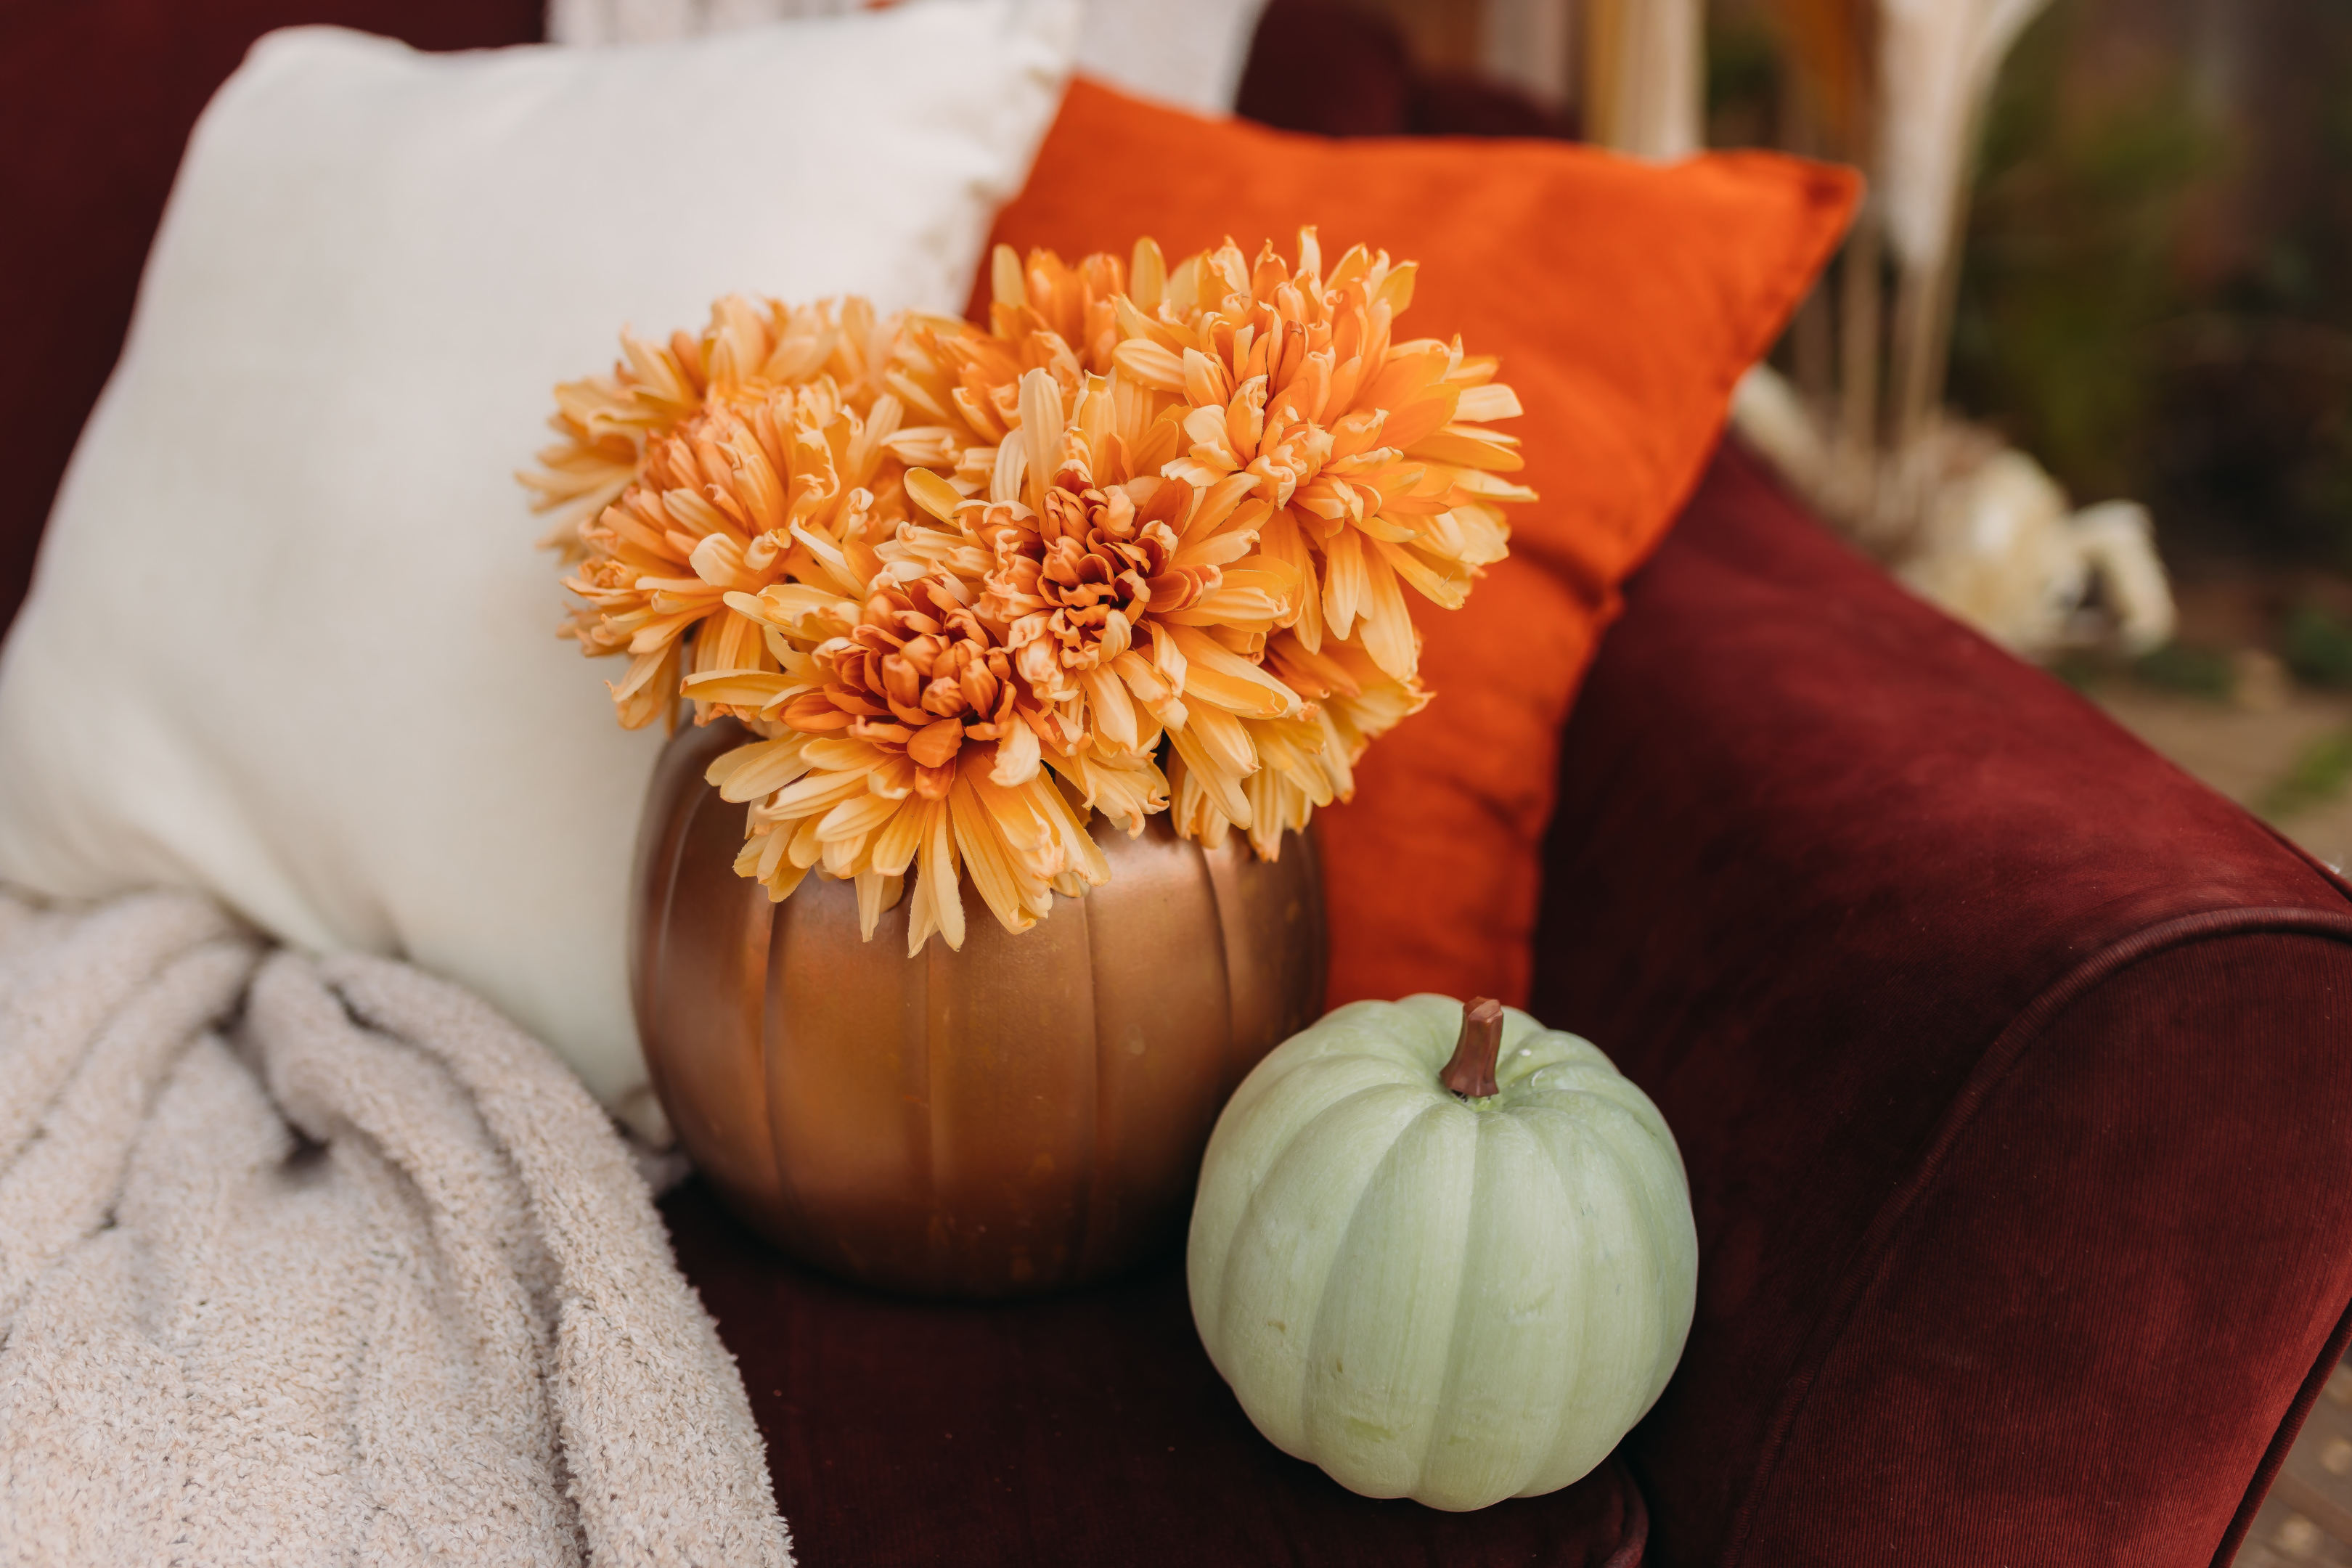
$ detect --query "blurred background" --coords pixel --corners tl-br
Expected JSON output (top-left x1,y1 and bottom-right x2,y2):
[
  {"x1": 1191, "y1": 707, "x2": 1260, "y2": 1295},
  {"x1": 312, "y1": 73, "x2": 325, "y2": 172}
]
[
  {"x1": 1236, "y1": 0, "x2": 2352, "y2": 883},
  {"x1": 1709, "y1": 0, "x2": 2352, "y2": 883}
]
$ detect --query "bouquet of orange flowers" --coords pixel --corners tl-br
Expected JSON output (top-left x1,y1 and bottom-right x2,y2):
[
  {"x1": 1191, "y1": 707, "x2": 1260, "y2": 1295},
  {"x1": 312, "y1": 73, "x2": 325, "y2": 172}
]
[{"x1": 526, "y1": 231, "x2": 1531, "y2": 953}]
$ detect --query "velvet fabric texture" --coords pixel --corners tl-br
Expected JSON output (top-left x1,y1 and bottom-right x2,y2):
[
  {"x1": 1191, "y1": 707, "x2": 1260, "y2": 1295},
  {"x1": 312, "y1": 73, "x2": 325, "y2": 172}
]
[
  {"x1": 1530, "y1": 444, "x2": 2352, "y2": 1565},
  {"x1": 1234, "y1": 0, "x2": 1581, "y2": 140},
  {"x1": 663, "y1": 1181, "x2": 1647, "y2": 1566},
  {"x1": 980, "y1": 79, "x2": 1858, "y2": 1016}
]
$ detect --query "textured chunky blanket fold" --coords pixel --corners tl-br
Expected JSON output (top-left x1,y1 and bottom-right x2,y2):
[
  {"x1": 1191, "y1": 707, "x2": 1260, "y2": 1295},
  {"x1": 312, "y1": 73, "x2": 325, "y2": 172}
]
[{"x1": 0, "y1": 891, "x2": 792, "y2": 1566}]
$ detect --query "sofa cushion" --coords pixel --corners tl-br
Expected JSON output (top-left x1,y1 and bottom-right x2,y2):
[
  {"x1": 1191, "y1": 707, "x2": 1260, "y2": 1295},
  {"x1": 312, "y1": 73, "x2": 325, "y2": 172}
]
[
  {"x1": 1531, "y1": 442, "x2": 2352, "y2": 1565},
  {"x1": 660, "y1": 1178, "x2": 1651, "y2": 1566},
  {"x1": 981, "y1": 78, "x2": 1857, "y2": 1018}
]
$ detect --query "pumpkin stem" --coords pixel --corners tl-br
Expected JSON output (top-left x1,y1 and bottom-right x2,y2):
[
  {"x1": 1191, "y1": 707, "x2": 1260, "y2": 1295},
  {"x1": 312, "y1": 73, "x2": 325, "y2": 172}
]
[{"x1": 1440, "y1": 997, "x2": 1506, "y2": 1099}]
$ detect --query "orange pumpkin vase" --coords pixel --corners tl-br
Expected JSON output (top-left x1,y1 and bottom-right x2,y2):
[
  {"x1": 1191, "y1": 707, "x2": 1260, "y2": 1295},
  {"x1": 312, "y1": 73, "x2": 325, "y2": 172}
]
[{"x1": 632, "y1": 717, "x2": 1326, "y2": 1297}]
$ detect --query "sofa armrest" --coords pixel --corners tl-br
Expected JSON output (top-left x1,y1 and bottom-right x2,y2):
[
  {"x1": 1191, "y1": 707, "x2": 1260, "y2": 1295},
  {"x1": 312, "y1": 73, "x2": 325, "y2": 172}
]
[{"x1": 1532, "y1": 442, "x2": 2352, "y2": 1567}]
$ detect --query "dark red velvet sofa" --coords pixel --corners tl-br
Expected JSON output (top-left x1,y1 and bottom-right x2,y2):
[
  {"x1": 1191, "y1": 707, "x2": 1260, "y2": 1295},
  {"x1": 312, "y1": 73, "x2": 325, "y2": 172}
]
[{"x1": 12, "y1": 6, "x2": 2352, "y2": 1565}]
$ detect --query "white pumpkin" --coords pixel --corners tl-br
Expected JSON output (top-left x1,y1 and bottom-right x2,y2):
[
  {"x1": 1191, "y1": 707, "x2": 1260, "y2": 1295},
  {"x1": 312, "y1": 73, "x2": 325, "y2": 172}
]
[{"x1": 1187, "y1": 993, "x2": 1698, "y2": 1511}]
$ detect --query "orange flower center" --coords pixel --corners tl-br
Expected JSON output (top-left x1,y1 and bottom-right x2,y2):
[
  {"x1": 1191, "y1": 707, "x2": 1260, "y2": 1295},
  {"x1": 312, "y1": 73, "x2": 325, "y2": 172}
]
[
  {"x1": 980, "y1": 476, "x2": 1220, "y2": 700},
  {"x1": 780, "y1": 576, "x2": 1021, "y2": 796}
]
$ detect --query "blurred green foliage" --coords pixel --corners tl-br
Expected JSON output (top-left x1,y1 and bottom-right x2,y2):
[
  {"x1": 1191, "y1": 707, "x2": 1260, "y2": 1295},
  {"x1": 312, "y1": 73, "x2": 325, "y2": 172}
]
[
  {"x1": 2047, "y1": 649, "x2": 2108, "y2": 691},
  {"x1": 1949, "y1": 1, "x2": 2216, "y2": 505},
  {"x1": 1703, "y1": 12, "x2": 1781, "y2": 149},
  {"x1": 1704, "y1": 0, "x2": 2352, "y2": 565},
  {"x1": 2261, "y1": 727, "x2": 2352, "y2": 820},
  {"x1": 2284, "y1": 602, "x2": 2352, "y2": 687},
  {"x1": 1948, "y1": 1, "x2": 2352, "y2": 563},
  {"x1": 2129, "y1": 640, "x2": 2237, "y2": 700}
]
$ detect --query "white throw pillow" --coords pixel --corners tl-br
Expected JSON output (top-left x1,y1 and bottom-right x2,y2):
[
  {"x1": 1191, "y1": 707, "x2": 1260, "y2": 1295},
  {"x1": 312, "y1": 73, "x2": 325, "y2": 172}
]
[{"x1": 0, "y1": 1, "x2": 1079, "y2": 1129}]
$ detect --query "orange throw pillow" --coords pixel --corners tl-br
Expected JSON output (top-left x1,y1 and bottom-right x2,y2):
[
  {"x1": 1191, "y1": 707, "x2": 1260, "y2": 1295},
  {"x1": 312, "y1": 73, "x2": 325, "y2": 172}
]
[{"x1": 982, "y1": 79, "x2": 1858, "y2": 1011}]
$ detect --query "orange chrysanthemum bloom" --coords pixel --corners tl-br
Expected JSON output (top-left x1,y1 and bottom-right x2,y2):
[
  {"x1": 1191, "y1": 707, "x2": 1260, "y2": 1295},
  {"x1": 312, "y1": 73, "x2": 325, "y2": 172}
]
[
  {"x1": 1114, "y1": 231, "x2": 1527, "y2": 680},
  {"x1": 687, "y1": 569, "x2": 1116, "y2": 954},
  {"x1": 525, "y1": 295, "x2": 914, "y2": 727},
  {"x1": 531, "y1": 234, "x2": 1531, "y2": 947},
  {"x1": 894, "y1": 358, "x2": 1310, "y2": 825},
  {"x1": 888, "y1": 229, "x2": 1527, "y2": 856}
]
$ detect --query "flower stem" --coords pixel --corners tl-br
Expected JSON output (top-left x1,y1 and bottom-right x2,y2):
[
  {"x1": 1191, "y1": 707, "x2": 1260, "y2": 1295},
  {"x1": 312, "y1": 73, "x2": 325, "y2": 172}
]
[{"x1": 1440, "y1": 997, "x2": 1505, "y2": 1099}]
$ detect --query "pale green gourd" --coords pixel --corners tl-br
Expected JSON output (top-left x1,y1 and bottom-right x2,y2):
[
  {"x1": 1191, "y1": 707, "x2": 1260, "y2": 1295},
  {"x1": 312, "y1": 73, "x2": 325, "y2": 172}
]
[{"x1": 1187, "y1": 993, "x2": 1698, "y2": 1511}]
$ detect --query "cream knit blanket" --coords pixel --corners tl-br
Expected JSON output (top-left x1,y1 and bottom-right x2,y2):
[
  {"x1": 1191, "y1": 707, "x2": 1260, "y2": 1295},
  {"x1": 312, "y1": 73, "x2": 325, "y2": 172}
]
[{"x1": 0, "y1": 891, "x2": 791, "y2": 1566}]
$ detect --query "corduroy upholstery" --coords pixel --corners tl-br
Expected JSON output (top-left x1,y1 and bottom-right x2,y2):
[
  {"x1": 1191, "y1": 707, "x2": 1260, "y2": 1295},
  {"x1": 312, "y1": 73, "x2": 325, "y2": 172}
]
[
  {"x1": 663, "y1": 1178, "x2": 1649, "y2": 1566},
  {"x1": 1530, "y1": 445, "x2": 2352, "y2": 1564}
]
